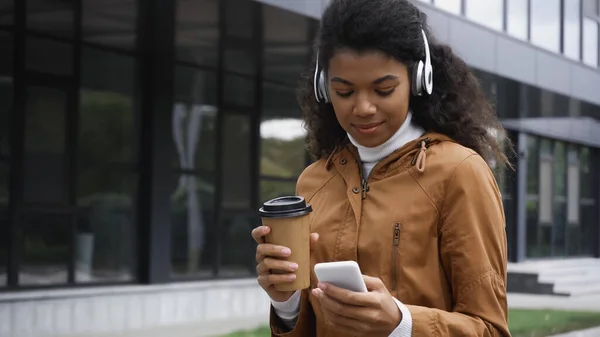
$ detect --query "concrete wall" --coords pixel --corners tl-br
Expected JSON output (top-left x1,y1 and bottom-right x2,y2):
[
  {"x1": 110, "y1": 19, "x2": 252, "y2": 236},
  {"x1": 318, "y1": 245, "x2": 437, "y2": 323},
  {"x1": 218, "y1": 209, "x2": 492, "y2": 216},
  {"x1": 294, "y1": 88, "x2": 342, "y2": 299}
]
[
  {"x1": 0, "y1": 280, "x2": 269, "y2": 337},
  {"x1": 257, "y1": 0, "x2": 600, "y2": 107}
]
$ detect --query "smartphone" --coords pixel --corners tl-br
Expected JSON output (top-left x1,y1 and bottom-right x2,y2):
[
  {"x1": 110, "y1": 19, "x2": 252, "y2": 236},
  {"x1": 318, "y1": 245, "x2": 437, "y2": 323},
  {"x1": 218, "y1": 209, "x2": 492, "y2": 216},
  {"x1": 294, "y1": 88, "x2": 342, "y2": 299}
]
[{"x1": 314, "y1": 261, "x2": 368, "y2": 293}]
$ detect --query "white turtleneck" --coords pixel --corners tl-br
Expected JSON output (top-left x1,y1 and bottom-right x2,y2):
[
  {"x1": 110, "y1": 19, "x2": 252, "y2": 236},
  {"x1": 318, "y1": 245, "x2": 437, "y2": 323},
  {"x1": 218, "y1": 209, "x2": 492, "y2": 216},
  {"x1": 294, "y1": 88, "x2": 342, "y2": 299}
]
[
  {"x1": 348, "y1": 110, "x2": 426, "y2": 178},
  {"x1": 270, "y1": 110, "x2": 425, "y2": 337}
]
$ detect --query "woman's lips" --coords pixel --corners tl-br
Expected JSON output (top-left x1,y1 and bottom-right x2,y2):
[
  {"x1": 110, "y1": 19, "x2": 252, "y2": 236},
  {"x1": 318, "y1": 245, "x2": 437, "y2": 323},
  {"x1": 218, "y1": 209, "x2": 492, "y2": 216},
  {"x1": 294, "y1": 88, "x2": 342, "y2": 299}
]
[{"x1": 353, "y1": 122, "x2": 383, "y2": 135}]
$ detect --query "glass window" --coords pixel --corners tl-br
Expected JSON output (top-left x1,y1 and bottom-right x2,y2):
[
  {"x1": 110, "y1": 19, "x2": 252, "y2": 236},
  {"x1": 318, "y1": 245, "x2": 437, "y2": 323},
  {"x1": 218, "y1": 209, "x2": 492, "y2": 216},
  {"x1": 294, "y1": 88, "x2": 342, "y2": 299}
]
[
  {"x1": 82, "y1": 0, "x2": 137, "y2": 51},
  {"x1": 77, "y1": 48, "x2": 138, "y2": 283},
  {"x1": 76, "y1": 171, "x2": 136, "y2": 282},
  {"x1": 224, "y1": 0, "x2": 255, "y2": 39},
  {"x1": 171, "y1": 65, "x2": 217, "y2": 277},
  {"x1": 525, "y1": 135, "x2": 542, "y2": 258},
  {"x1": 23, "y1": 86, "x2": 68, "y2": 205},
  {"x1": 172, "y1": 67, "x2": 217, "y2": 171},
  {"x1": 221, "y1": 114, "x2": 251, "y2": 210},
  {"x1": 20, "y1": 213, "x2": 70, "y2": 285},
  {"x1": 223, "y1": 74, "x2": 255, "y2": 107},
  {"x1": 583, "y1": 18, "x2": 599, "y2": 67},
  {"x1": 0, "y1": 31, "x2": 13, "y2": 158},
  {"x1": 0, "y1": 164, "x2": 7, "y2": 286},
  {"x1": 176, "y1": 0, "x2": 219, "y2": 67},
  {"x1": 261, "y1": 82, "x2": 306, "y2": 179},
  {"x1": 563, "y1": 0, "x2": 581, "y2": 60},
  {"x1": 0, "y1": 0, "x2": 13, "y2": 25},
  {"x1": 218, "y1": 213, "x2": 257, "y2": 277},
  {"x1": 26, "y1": 37, "x2": 73, "y2": 76},
  {"x1": 170, "y1": 172, "x2": 215, "y2": 278},
  {"x1": 434, "y1": 0, "x2": 462, "y2": 14},
  {"x1": 530, "y1": 0, "x2": 560, "y2": 52},
  {"x1": 260, "y1": 179, "x2": 297, "y2": 204},
  {"x1": 580, "y1": 147, "x2": 594, "y2": 199},
  {"x1": 79, "y1": 48, "x2": 136, "y2": 165},
  {"x1": 580, "y1": 146, "x2": 597, "y2": 256},
  {"x1": 507, "y1": 0, "x2": 528, "y2": 40},
  {"x1": 465, "y1": 0, "x2": 503, "y2": 31},
  {"x1": 263, "y1": 4, "x2": 311, "y2": 84},
  {"x1": 27, "y1": 0, "x2": 74, "y2": 37}
]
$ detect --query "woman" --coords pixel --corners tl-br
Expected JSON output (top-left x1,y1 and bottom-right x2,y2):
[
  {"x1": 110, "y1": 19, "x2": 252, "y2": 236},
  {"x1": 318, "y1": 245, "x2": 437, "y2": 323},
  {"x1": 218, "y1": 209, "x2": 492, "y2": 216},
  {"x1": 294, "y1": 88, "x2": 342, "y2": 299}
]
[{"x1": 251, "y1": 0, "x2": 513, "y2": 336}]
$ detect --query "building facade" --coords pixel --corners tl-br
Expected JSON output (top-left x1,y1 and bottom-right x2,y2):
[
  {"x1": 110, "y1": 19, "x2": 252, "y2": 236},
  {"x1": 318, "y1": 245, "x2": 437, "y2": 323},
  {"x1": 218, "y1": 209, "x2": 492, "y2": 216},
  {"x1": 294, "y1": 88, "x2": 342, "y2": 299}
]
[{"x1": 0, "y1": 0, "x2": 598, "y2": 336}]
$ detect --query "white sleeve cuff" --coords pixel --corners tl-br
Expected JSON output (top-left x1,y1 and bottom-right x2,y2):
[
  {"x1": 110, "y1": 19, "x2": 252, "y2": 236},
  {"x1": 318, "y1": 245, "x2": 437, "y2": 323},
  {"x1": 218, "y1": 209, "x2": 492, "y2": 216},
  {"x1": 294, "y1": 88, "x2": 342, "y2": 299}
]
[
  {"x1": 389, "y1": 297, "x2": 413, "y2": 337},
  {"x1": 271, "y1": 290, "x2": 302, "y2": 329}
]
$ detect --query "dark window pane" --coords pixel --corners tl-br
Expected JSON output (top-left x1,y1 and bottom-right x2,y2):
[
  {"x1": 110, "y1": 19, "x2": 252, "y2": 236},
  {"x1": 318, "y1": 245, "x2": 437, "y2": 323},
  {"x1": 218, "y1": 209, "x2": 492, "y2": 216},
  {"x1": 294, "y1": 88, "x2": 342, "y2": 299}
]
[
  {"x1": 224, "y1": 47, "x2": 256, "y2": 76},
  {"x1": 80, "y1": 49, "x2": 136, "y2": 165},
  {"x1": 552, "y1": 141, "x2": 567, "y2": 256},
  {"x1": 27, "y1": 0, "x2": 74, "y2": 38},
  {"x1": 170, "y1": 173, "x2": 215, "y2": 277},
  {"x1": 26, "y1": 37, "x2": 72, "y2": 75},
  {"x1": 224, "y1": 0, "x2": 254, "y2": 39},
  {"x1": 24, "y1": 86, "x2": 67, "y2": 205},
  {"x1": 531, "y1": 0, "x2": 560, "y2": 52},
  {"x1": 173, "y1": 66, "x2": 217, "y2": 172},
  {"x1": 0, "y1": 164, "x2": 7, "y2": 286},
  {"x1": 0, "y1": 31, "x2": 12, "y2": 157},
  {"x1": 261, "y1": 82, "x2": 305, "y2": 179},
  {"x1": 507, "y1": 0, "x2": 528, "y2": 40},
  {"x1": 260, "y1": 118, "x2": 306, "y2": 178},
  {"x1": 20, "y1": 213, "x2": 70, "y2": 285},
  {"x1": 0, "y1": 0, "x2": 13, "y2": 25},
  {"x1": 76, "y1": 170, "x2": 136, "y2": 283},
  {"x1": 176, "y1": 0, "x2": 219, "y2": 67},
  {"x1": 222, "y1": 114, "x2": 251, "y2": 210},
  {"x1": 219, "y1": 214, "x2": 256, "y2": 277},
  {"x1": 262, "y1": 5, "x2": 310, "y2": 84},
  {"x1": 260, "y1": 179, "x2": 296, "y2": 204},
  {"x1": 465, "y1": 0, "x2": 503, "y2": 30},
  {"x1": 174, "y1": 66, "x2": 217, "y2": 106},
  {"x1": 79, "y1": 90, "x2": 134, "y2": 165},
  {"x1": 82, "y1": 0, "x2": 137, "y2": 51},
  {"x1": 583, "y1": 18, "x2": 599, "y2": 67},
  {"x1": 526, "y1": 136, "x2": 539, "y2": 195},
  {"x1": 580, "y1": 147, "x2": 594, "y2": 198},
  {"x1": 223, "y1": 74, "x2": 255, "y2": 107},
  {"x1": 581, "y1": 204, "x2": 598, "y2": 256},
  {"x1": 563, "y1": 0, "x2": 581, "y2": 60}
]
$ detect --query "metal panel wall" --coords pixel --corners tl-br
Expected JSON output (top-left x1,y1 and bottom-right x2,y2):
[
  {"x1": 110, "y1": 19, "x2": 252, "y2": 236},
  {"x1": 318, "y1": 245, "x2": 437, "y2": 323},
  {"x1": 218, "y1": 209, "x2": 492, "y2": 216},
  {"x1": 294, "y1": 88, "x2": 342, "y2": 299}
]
[{"x1": 259, "y1": 0, "x2": 600, "y2": 106}]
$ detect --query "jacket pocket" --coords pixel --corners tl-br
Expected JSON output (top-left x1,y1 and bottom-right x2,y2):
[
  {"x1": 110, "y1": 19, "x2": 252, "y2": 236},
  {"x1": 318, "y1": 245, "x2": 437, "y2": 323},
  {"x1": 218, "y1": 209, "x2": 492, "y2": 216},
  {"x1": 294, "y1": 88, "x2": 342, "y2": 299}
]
[{"x1": 391, "y1": 222, "x2": 401, "y2": 292}]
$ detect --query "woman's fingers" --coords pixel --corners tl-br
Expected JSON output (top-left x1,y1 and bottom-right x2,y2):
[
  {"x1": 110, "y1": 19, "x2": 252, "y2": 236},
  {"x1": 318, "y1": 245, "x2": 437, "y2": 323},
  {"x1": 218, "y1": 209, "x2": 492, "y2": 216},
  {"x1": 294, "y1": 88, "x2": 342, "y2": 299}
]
[{"x1": 256, "y1": 257, "x2": 298, "y2": 275}]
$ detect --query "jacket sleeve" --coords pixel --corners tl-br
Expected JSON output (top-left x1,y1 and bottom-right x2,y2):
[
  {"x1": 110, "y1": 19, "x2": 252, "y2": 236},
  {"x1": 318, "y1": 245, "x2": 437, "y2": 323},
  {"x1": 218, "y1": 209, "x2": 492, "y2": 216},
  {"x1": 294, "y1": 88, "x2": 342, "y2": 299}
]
[
  {"x1": 406, "y1": 154, "x2": 511, "y2": 336},
  {"x1": 270, "y1": 289, "x2": 316, "y2": 336}
]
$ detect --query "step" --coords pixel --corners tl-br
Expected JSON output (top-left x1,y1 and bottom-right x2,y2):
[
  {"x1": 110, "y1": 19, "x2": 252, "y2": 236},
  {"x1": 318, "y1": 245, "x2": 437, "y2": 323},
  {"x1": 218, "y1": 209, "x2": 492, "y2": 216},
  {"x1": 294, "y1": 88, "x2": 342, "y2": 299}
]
[
  {"x1": 554, "y1": 282, "x2": 600, "y2": 297},
  {"x1": 537, "y1": 265, "x2": 600, "y2": 278},
  {"x1": 539, "y1": 272, "x2": 600, "y2": 285}
]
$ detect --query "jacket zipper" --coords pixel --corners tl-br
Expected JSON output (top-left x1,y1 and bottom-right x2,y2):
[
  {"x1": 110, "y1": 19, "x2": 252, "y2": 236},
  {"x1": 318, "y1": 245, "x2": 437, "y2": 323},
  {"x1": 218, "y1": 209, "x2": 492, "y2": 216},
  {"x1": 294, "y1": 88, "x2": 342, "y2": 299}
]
[{"x1": 391, "y1": 223, "x2": 401, "y2": 291}]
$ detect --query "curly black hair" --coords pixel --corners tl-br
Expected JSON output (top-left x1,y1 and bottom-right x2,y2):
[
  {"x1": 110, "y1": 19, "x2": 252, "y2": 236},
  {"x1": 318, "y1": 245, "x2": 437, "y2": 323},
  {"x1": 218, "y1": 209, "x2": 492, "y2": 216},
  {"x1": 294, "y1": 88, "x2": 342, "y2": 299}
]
[{"x1": 298, "y1": 0, "x2": 515, "y2": 168}]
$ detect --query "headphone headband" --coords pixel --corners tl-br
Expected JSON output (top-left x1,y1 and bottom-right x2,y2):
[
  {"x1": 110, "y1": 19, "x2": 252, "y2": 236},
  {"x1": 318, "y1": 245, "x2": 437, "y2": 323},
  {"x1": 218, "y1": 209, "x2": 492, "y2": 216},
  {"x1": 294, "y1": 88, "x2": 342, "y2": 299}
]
[{"x1": 314, "y1": 28, "x2": 433, "y2": 103}]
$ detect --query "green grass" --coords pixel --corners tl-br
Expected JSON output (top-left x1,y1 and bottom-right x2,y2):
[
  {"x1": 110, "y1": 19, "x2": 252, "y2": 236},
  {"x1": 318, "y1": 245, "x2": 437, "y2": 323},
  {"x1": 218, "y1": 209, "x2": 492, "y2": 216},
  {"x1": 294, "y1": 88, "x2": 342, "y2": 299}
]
[
  {"x1": 221, "y1": 326, "x2": 270, "y2": 337},
  {"x1": 509, "y1": 309, "x2": 600, "y2": 337},
  {"x1": 221, "y1": 309, "x2": 600, "y2": 337}
]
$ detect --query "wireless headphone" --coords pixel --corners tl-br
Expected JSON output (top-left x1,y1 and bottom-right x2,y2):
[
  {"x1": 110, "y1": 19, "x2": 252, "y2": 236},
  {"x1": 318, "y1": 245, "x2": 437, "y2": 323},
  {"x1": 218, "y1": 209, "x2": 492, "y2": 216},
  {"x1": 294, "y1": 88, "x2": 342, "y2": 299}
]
[{"x1": 313, "y1": 29, "x2": 434, "y2": 103}]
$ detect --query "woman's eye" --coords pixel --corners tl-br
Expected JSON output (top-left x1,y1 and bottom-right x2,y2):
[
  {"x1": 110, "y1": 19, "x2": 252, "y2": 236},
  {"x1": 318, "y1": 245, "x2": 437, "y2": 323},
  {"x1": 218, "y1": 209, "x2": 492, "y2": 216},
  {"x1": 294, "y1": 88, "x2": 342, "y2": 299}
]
[
  {"x1": 376, "y1": 88, "x2": 395, "y2": 97},
  {"x1": 335, "y1": 91, "x2": 354, "y2": 98}
]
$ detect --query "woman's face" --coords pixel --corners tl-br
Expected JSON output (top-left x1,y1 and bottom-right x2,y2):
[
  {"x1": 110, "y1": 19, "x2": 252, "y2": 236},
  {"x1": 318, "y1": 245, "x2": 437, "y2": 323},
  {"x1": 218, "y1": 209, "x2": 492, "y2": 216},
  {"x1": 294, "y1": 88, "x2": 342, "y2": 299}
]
[{"x1": 327, "y1": 49, "x2": 411, "y2": 148}]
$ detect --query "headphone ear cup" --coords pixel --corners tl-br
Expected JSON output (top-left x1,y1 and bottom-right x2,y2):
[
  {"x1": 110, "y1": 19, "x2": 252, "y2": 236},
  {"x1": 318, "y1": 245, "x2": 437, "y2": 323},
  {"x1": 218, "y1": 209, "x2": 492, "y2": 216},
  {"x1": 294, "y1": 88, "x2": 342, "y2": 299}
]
[
  {"x1": 411, "y1": 61, "x2": 424, "y2": 96},
  {"x1": 318, "y1": 69, "x2": 330, "y2": 103}
]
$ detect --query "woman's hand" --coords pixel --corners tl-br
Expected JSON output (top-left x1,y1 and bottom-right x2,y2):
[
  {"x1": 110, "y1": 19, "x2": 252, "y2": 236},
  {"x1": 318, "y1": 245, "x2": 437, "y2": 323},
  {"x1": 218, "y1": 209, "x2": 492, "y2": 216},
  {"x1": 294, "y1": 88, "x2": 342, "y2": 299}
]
[
  {"x1": 252, "y1": 225, "x2": 319, "y2": 303},
  {"x1": 312, "y1": 275, "x2": 402, "y2": 337}
]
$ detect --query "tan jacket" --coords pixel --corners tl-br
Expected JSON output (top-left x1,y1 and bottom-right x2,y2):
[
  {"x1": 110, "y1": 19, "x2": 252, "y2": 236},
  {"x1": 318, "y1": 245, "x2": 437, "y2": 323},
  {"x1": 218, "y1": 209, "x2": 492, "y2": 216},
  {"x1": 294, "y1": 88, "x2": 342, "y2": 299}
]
[{"x1": 270, "y1": 132, "x2": 511, "y2": 337}]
